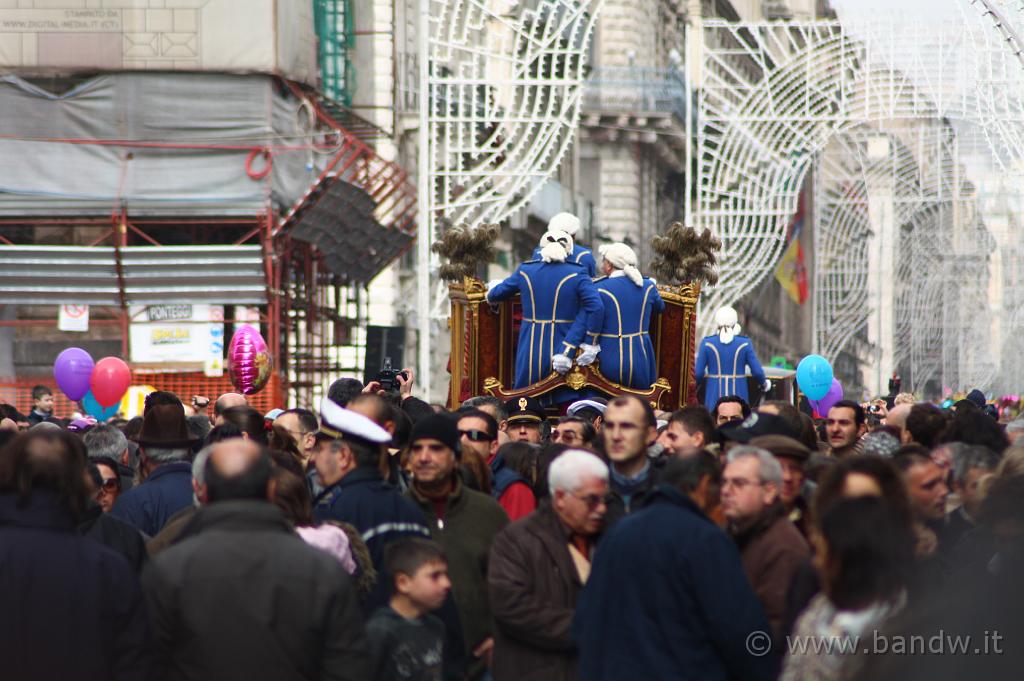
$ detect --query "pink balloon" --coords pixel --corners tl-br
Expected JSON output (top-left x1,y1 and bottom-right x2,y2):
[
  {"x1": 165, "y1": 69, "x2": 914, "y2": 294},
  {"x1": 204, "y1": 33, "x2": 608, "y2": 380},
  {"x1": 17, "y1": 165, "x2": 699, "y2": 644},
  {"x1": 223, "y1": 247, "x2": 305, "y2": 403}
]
[{"x1": 228, "y1": 326, "x2": 273, "y2": 395}]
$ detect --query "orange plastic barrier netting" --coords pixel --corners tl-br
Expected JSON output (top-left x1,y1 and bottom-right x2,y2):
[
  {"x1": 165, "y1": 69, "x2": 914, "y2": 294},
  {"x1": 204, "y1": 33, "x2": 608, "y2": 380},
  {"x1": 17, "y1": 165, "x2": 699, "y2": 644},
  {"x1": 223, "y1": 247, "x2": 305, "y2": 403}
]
[{"x1": 0, "y1": 372, "x2": 285, "y2": 420}]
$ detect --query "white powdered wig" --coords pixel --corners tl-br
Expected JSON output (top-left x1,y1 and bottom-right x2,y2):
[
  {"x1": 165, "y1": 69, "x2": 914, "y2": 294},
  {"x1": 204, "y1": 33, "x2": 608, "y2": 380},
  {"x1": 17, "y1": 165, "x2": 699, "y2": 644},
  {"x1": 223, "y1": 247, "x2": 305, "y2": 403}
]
[
  {"x1": 539, "y1": 229, "x2": 574, "y2": 263},
  {"x1": 599, "y1": 242, "x2": 643, "y2": 287},
  {"x1": 715, "y1": 305, "x2": 741, "y2": 343},
  {"x1": 548, "y1": 212, "x2": 581, "y2": 237},
  {"x1": 548, "y1": 449, "x2": 609, "y2": 493}
]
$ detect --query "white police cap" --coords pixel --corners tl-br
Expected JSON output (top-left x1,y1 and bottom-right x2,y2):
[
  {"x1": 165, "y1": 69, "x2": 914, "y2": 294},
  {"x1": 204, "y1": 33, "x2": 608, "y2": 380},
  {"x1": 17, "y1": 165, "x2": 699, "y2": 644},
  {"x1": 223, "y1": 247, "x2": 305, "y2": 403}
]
[{"x1": 318, "y1": 397, "x2": 391, "y2": 444}]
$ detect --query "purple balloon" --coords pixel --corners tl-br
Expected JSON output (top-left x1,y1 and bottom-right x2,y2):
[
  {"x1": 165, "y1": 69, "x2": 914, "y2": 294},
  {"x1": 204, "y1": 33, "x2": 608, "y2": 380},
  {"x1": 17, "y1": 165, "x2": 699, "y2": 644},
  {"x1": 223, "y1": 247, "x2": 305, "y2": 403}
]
[
  {"x1": 53, "y1": 347, "x2": 95, "y2": 401},
  {"x1": 810, "y1": 378, "x2": 843, "y2": 417}
]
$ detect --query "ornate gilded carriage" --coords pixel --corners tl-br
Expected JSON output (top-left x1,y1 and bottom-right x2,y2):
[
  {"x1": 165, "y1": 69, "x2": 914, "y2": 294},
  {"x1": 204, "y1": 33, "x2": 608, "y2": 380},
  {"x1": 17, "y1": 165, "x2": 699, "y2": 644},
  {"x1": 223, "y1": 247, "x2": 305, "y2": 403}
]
[{"x1": 447, "y1": 277, "x2": 701, "y2": 411}]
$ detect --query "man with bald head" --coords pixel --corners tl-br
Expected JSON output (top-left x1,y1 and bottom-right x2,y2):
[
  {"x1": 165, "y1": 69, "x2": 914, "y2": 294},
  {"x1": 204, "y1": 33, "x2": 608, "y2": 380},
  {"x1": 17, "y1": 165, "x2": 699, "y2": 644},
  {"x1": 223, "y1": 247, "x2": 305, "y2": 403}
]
[
  {"x1": 142, "y1": 438, "x2": 369, "y2": 680},
  {"x1": 885, "y1": 402, "x2": 913, "y2": 443},
  {"x1": 213, "y1": 392, "x2": 248, "y2": 426}
]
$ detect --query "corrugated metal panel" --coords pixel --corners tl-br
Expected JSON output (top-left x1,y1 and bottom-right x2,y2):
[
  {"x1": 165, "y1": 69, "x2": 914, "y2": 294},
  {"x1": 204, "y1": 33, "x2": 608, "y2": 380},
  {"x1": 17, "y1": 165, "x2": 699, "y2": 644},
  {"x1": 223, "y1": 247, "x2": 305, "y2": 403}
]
[{"x1": 0, "y1": 245, "x2": 267, "y2": 305}]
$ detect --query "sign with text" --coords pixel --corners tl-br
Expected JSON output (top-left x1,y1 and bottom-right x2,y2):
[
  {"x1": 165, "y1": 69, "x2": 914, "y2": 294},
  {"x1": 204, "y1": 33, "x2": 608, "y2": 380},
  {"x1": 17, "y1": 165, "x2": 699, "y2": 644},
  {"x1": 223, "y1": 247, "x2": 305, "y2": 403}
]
[
  {"x1": 129, "y1": 304, "x2": 224, "y2": 364},
  {"x1": 0, "y1": 9, "x2": 123, "y2": 33}
]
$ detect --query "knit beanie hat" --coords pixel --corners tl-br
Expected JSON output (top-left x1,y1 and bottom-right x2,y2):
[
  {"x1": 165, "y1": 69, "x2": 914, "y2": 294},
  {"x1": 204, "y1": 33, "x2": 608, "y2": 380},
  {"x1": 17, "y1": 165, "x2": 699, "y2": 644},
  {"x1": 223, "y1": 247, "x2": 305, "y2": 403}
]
[{"x1": 410, "y1": 414, "x2": 461, "y2": 458}]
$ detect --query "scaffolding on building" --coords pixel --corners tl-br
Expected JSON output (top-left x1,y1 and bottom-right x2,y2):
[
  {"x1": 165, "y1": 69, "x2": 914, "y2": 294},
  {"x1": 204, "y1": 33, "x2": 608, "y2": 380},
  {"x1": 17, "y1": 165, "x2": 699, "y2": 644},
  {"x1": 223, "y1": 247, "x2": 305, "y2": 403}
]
[{"x1": 0, "y1": 72, "x2": 416, "y2": 411}]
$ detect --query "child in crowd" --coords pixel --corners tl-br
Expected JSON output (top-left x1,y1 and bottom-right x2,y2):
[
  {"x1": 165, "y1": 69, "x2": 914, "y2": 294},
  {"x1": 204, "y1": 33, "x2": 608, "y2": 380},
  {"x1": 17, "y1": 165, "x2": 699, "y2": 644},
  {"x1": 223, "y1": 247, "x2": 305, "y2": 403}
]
[{"x1": 368, "y1": 538, "x2": 451, "y2": 681}]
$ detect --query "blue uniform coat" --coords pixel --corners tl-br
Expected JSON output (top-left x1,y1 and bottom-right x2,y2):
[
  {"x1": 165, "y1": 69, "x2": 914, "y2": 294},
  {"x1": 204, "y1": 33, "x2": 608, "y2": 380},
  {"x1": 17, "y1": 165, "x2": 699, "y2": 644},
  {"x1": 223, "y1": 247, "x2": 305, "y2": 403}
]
[
  {"x1": 531, "y1": 244, "x2": 597, "y2": 277},
  {"x1": 488, "y1": 260, "x2": 603, "y2": 389},
  {"x1": 695, "y1": 334, "x2": 766, "y2": 411},
  {"x1": 589, "y1": 275, "x2": 664, "y2": 389}
]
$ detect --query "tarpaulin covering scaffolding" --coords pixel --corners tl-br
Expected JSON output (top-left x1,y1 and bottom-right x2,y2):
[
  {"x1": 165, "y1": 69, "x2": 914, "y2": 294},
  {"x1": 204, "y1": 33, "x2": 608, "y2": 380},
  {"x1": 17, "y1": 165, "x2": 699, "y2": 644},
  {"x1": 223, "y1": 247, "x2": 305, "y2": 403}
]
[{"x1": 0, "y1": 72, "x2": 316, "y2": 216}]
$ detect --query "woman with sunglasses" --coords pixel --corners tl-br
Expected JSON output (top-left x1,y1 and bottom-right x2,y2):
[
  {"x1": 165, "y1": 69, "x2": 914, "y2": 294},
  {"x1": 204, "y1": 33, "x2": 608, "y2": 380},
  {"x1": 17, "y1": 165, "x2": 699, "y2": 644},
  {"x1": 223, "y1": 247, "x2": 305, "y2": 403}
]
[{"x1": 88, "y1": 456, "x2": 123, "y2": 513}]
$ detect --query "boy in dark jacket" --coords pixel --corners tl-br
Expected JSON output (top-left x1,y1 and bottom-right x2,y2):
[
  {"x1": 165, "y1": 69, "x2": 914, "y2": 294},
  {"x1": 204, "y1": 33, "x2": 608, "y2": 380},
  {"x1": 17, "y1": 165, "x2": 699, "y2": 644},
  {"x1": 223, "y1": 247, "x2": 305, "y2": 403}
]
[{"x1": 368, "y1": 538, "x2": 451, "y2": 681}]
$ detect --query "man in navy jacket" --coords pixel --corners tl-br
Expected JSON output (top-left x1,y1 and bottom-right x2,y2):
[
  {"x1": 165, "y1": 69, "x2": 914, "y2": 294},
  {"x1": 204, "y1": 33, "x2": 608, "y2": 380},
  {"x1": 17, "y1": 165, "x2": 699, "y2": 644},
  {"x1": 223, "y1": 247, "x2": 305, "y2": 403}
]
[{"x1": 574, "y1": 454, "x2": 778, "y2": 681}]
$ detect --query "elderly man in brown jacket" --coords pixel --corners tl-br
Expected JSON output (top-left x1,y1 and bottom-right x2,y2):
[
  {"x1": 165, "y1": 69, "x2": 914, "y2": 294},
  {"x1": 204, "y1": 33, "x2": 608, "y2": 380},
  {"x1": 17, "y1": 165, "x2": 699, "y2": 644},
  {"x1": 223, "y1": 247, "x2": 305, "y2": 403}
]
[
  {"x1": 488, "y1": 449, "x2": 610, "y2": 681},
  {"x1": 722, "y1": 444, "x2": 810, "y2": 645}
]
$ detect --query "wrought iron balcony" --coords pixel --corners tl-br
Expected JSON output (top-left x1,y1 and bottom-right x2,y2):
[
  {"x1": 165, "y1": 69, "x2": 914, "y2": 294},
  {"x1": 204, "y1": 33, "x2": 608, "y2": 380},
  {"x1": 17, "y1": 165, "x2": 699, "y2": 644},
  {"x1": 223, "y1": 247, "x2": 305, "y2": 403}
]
[{"x1": 582, "y1": 67, "x2": 687, "y2": 122}]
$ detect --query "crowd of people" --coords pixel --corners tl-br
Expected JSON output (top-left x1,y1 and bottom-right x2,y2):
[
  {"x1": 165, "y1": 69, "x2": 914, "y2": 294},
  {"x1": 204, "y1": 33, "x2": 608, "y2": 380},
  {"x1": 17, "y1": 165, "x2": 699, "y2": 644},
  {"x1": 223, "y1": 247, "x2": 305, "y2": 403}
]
[{"x1": 1, "y1": 376, "x2": 1023, "y2": 680}]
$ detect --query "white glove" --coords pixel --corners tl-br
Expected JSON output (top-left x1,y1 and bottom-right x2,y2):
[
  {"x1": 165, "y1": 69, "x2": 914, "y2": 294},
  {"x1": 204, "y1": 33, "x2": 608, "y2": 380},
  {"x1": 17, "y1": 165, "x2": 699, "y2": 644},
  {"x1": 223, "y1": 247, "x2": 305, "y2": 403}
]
[
  {"x1": 551, "y1": 353, "x2": 573, "y2": 374},
  {"x1": 763, "y1": 379, "x2": 772, "y2": 392},
  {"x1": 576, "y1": 343, "x2": 601, "y2": 366}
]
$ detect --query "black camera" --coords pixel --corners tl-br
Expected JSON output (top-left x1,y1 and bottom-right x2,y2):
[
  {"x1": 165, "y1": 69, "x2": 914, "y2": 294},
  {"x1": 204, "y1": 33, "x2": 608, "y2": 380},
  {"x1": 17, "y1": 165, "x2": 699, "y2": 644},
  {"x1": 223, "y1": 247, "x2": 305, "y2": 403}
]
[
  {"x1": 868, "y1": 404, "x2": 882, "y2": 414},
  {"x1": 377, "y1": 357, "x2": 408, "y2": 393}
]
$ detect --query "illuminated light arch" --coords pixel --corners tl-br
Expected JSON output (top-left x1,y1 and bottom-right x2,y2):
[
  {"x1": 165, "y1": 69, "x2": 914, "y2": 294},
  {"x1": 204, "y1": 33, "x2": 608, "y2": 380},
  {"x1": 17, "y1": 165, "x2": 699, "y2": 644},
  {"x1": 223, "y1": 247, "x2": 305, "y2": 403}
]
[
  {"x1": 696, "y1": 15, "x2": 1023, "y2": 392},
  {"x1": 424, "y1": 0, "x2": 602, "y2": 229}
]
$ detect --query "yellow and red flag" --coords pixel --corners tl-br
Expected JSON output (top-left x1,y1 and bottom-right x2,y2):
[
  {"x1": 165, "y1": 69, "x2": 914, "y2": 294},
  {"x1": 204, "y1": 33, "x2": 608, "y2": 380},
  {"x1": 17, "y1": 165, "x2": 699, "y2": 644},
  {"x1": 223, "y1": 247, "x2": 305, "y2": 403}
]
[{"x1": 774, "y1": 200, "x2": 808, "y2": 305}]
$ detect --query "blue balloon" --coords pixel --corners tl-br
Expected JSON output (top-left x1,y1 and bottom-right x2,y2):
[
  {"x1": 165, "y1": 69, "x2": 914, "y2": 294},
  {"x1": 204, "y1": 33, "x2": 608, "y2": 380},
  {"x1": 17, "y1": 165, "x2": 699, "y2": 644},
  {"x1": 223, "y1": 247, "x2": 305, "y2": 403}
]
[
  {"x1": 82, "y1": 390, "x2": 118, "y2": 421},
  {"x1": 796, "y1": 354, "x2": 834, "y2": 401}
]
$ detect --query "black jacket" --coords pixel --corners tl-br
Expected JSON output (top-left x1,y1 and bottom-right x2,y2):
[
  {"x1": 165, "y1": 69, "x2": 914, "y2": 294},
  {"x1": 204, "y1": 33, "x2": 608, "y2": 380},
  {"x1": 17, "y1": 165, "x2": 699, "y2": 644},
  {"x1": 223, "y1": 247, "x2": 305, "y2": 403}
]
[
  {"x1": 78, "y1": 502, "x2": 148, "y2": 573},
  {"x1": 0, "y1": 492, "x2": 153, "y2": 681},
  {"x1": 313, "y1": 467, "x2": 431, "y2": 611},
  {"x1": 604, "y1": 456, "x2": 665, "y2": 528},
  {"x1": 142, "y1": 500, "x2": 370, "y2": 681}
]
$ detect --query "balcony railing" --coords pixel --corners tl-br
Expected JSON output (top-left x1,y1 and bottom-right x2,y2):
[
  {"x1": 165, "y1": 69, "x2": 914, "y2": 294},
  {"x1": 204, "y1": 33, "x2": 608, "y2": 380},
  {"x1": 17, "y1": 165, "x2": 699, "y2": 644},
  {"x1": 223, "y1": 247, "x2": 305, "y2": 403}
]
[{"x1": 582, "y1": 67, "x2": 687, "y2": 122}]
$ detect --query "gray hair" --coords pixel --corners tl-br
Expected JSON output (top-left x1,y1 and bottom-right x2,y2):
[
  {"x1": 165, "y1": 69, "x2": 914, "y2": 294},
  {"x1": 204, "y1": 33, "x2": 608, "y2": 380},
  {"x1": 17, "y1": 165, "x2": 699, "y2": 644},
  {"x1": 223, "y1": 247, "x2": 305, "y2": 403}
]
[
  {"x1": 143, "y1": 446, "x2": 190, "y2": 464},
  {"x1": 463, "y1": 395, "x2": 508, "y2": 422},
  {"x1": 952, "y1": 445, "x2": 1000, "y2": 486},
  {"x1": 726, "y1": 445, "x2": 783, "y2": 487},
  {"x1": 187, "y1": 444, "x2": 215, "y2": 506},
  {"x1": 83, "y1": 424, "x2": 128, "y2": 461},
  {"x1": 547, "y1": 449, "x2": 608, "y2": 493},
  {"x1": 192, "y1": 444, "x2": 214, "y2": 487}
]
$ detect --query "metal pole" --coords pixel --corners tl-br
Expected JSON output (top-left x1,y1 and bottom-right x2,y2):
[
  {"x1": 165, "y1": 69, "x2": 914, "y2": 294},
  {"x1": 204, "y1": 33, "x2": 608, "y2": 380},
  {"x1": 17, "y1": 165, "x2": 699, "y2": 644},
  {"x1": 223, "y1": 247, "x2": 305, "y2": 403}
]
[
  {"x1": 416, "y1": 0, "x2": 432, "y2": 401},
  {"x1": 684, "y1": 19, "x2": 694, "y2": 228}
]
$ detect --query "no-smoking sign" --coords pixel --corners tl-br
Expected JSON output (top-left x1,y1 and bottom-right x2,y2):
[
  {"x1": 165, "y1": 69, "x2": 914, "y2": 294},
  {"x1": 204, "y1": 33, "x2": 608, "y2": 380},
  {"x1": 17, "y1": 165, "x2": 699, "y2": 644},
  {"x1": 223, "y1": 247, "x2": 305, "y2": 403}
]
[{"x1": 59, "y1": 304, "x2": 90, "y2": 332}]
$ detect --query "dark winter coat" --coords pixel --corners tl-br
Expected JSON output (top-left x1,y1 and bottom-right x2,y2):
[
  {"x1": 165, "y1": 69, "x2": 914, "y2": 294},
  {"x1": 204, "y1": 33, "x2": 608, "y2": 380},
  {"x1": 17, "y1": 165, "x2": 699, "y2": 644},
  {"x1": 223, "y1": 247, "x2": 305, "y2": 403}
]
[
  {"x1": 142, "y1": 500, "x2": 369, "y2": 681},
  {"x1": 0, "y1": 492, "x2": 152, "y2": 681},
  {"x1": 78, "y1": 502, "x2": 148, "y2": 573},
  {"x1": 489, "y1": 501, "x2": 585, "y2": 681},
  {"x1": 603, "y1": 456, "x2": 665, "y2": 528},
  {"x1": 731, "y1": 502, "x2": 811, "y2": 643},
  {"x1": 110, "y1": 461, "x2": 193, "y2": 536},
  {"x1": 314, "y1": 466, "x2": 432, "y2": 610},
  {"x1": 574, "y1": 486, "x2": 777, "y2": 681},
  {"x1": 407, "y1": 479, "x2": 509, "y2": 670}
]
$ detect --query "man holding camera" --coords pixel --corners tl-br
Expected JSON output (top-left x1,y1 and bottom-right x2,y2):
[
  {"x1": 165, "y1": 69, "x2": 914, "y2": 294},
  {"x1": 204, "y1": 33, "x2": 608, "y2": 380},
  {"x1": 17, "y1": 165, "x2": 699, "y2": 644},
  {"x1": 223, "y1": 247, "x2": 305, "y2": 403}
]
[{"x1": 363, "y1": 363, "x2": 435, "y2": 425}]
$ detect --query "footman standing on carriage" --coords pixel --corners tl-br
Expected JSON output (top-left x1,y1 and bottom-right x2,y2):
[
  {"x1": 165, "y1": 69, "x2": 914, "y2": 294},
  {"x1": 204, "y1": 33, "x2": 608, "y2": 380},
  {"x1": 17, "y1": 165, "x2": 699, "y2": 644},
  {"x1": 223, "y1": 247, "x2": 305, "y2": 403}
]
[
  {"x1": 531, "y1": 212, "x2": 598, "y2": 277},
  {"x1": 695, "y1": 306, "x2": 768, "y2": 412},
  {"x1": 590, "y1": 243, "x2": 664, "y2": 390},
  {"x1": 487, "y1": 228, "x2": 603, "y2": 403}
]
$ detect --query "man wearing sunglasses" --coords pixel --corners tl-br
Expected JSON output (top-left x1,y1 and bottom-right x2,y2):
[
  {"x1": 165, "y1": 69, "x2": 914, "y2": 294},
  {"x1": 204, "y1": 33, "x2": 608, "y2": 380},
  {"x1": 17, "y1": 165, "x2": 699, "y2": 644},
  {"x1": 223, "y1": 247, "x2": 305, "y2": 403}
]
[{"x1": 458, "y1": 408, "x2": 536, "y2": 522}]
